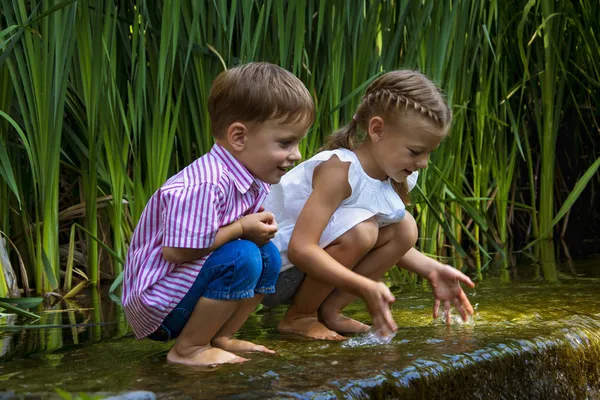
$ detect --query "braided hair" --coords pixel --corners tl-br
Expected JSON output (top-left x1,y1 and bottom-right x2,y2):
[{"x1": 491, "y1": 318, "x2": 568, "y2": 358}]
[{"x1": 321, "y1": 70, "x2": 451, "y2": 204}]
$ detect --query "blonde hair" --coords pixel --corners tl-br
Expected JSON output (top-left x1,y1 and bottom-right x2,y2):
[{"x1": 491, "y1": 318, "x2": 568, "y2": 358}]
[
  {"x1": 208, "y1": 62, "x2": 315, "y2": 137},
  {"x1": 322, "y1": 70, "x2": 452, "y2": 204}
]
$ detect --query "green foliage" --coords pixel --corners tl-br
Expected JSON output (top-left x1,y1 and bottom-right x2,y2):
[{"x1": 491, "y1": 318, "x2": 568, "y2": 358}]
[{"x1": 0, "y1": 0, "x2": 597, "y2": 293}]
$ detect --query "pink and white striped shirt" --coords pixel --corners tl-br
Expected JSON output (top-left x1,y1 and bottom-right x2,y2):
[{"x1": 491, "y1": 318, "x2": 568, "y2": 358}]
[{"x1": 122, "y1": 144, "x2": 270, "y2": 339}]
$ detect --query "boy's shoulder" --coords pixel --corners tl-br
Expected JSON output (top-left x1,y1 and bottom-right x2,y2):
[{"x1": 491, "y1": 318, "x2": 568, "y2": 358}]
[
  {"x1": 163, "y1": 145, "x2": 258, "y2": 195},
  {"x1": 162, "y1": 151, "x2": 228, "y2": 193},
  {"x1": 185, "y1": 151, "x2": 225, "y2": 186}
]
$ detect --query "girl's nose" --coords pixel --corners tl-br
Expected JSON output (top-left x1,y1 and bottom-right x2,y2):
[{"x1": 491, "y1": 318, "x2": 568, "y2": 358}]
[{"x1": 415, "y1": 156, "x2": 428, "y2": 169}]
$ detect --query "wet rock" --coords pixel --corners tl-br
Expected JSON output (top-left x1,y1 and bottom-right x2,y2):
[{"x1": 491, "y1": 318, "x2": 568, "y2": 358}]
[
  {"x1": 104, "y1": 391, "x2": 156, "y2": 400},
  {"x1": 0, "y1": 391, "x2": 15, "y2": 400}
]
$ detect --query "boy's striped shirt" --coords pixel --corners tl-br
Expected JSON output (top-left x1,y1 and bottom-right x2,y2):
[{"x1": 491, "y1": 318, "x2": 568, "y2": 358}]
[{"x1": 122, "y1": 144, "x2": 269, "y2": 339}]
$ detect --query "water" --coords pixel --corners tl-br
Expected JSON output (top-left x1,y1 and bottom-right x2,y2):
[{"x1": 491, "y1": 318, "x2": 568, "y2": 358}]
[
  {"x1": 1, "y1": 259, "x2": 599, "y2": 399},
  {"x1": 341, "y1": 331, "x2": 397, "y2": 348}
]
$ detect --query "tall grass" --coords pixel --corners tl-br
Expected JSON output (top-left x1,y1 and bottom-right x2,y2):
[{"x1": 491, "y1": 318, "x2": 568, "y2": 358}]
[
  {"x1": 0, "y1": 0, "x2": 598, "y2": 295},
  {"x1": 1, "y1": 0, "x2": 77, "y2": 293}
]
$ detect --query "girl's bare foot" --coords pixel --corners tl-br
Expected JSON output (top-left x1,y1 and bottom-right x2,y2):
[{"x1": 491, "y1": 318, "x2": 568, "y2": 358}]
[
  {"x1": 167, "y1": 344, "x2": 248, "y2": 367},
  {"x1": 278, "y1": 315, "x2": 346, "y2": 340},
  {"x1": 212, "y1": 337, "x2": 276, "y2": 354},
  {"x1": 320, "y1": 313, "x2": 371, "y2": 334}
]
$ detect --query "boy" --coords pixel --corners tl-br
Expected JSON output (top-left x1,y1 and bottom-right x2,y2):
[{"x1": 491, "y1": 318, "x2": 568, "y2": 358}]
[{"x1": 122, "y1": 62, "x2": 315, "y2": 367}]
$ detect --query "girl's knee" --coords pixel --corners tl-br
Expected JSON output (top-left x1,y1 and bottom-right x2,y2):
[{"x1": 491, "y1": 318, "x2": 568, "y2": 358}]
[
  {"x1": 404, "y1": 212, "x2": 419, "y2": 246},
  {"x1": 338, "y1": 217, "x2": 379, "y2": 254},
  {"x1": 392, "y1": 212, "x2": 418, "y2": 248}
]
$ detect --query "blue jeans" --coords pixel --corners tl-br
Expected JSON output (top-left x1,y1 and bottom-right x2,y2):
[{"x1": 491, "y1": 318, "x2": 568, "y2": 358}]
[{"x1": 148, "y1": 240, "x2": 281, "y2": 341}]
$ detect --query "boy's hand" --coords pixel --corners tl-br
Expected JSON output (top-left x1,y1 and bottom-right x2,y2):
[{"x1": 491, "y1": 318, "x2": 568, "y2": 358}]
[
  {"x1": 238, "y1": 211, "x2": 278, "y2": 246},
  {"x1": 428, "y1": 265, "x2": 475, "y2": 324},
  {"x1": 361, "y1": 281, "x2": 397, "y2": 337}
]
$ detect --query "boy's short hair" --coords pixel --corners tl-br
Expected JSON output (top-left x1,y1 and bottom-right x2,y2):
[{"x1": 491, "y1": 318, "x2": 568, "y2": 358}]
[{"x1": 208, "y1": 62, "x2": 315, "y2": 137}]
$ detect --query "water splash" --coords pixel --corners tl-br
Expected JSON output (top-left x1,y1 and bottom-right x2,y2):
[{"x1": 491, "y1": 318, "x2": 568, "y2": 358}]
[
  {"x1": 341, "y1": 330, "x2": 397, "y2": 348},
  {"x1": 431, "y1": 310, "x2": 476, "y2": 326}
]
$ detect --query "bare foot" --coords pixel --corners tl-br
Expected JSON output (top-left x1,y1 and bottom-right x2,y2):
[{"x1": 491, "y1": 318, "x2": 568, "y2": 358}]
[
  {"x1": 320, "y1": 313, "x2": 371, "y2": 334},
  {"x1": 167, "y1": 344, "x2": 248, "y2": 367},
  {"x1": 278, "y1": 315, "x2": 346, "y2": 340},
  {"x1": 212, "y1": 337, "x2": 276, "y2": 354}
]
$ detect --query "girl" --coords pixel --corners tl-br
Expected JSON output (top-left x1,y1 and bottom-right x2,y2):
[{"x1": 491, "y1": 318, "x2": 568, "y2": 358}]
[{"x1": 262, "y1": 70, "x2": 475, "y2": 340}]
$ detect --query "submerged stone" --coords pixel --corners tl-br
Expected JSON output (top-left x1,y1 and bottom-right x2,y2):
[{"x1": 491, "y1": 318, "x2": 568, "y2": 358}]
[{"x1": 104, "y1": 391, "x2": 156, "y2": 400}]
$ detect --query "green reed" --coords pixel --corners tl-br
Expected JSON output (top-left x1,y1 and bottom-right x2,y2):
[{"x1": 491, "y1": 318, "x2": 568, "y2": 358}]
[{"x1": 0, "y1": 0, "x2": 598, "y2": 295}]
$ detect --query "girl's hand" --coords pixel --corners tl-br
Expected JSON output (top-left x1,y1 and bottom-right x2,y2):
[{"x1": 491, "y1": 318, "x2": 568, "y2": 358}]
[
  {"x1": 238, "y1": 212, "x2": 278, "y2": 246},
  {"x1": 361, "y1": 281, "x2": 398, "y2": 337},
  {"x1": 427, "y1": 264, "x2": 475, "y2": 324}
]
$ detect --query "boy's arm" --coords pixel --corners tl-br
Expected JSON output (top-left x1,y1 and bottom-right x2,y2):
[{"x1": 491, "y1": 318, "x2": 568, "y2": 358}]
[
  {"x1": 397, "y1": 247, "x2": 475, "y2": 322},
  {"x1": 163, "y1": 211, "x2": 278, "y2": 264},
  {"x1": 162, "y1": 220, "x2": 243, "y2": 264}
]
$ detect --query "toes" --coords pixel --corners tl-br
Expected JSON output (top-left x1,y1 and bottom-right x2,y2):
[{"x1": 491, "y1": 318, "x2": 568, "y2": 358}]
[
  {"x1": 317, "y1": 333, "x2": 346, "y2": 341},
  {"x1": 256, "y1": 345, "x2": 276, "y2": 354}
]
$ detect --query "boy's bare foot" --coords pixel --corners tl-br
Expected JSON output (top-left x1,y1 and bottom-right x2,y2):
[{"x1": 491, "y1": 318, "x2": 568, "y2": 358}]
[
  {"x1": 278, "y1": 315, "x2": 346, "y2": 340},
  {"x1": 212, "y1": 337, "x2": 276, "y2": 354},
  {"x1": 167, "y1": 344, "x2": 248, "y2": 367},
  {"x1": 320, "y1": 313, "x2": 371, "y2": 334}
]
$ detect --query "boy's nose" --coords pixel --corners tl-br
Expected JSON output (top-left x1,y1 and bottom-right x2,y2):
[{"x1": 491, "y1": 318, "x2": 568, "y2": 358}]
[{"x1": 289, "y1": 146, "x2": 302, "y2": 162}]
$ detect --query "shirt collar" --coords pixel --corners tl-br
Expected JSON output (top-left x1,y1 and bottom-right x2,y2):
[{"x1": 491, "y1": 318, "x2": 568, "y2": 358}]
[
  {"x1": 210, "y1": 144, "x2": 263, "y2": 194},
  {"x1": 255, "y1": 177, "x2": 271, "y2": 195}
]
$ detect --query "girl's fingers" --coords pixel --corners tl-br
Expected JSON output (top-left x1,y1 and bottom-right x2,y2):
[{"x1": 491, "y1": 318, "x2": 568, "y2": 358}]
[
  {"x1": 454, "y1": 297, "x2": 468, "y2": 322},
  {"x1": 376, "y1": 282, "x2": 395, "y2": 303},
  {"x1": 459, "y1": 291, "x2": 474, "y2": 315},
  {"x1": 373, "y1": 302, "x2": 397, "y2": 337},
  {"x1": 433, "y1": 298, "x2": 441, "y2": 319},
  {"x1": 444, "y1": 301, "x2": 451, "y2": 325},
  {"x1": 384, "y1": 307, "x2": 397, "y2": 332},
  {"x1": 458, "y1": 274, "x2": 475, "y2": 288}
]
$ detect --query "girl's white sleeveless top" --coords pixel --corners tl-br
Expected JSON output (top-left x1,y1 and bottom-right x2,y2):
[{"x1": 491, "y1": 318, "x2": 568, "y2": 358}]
[{"x1": 264, "y1": 148, "x2": 418, "y2": 272}]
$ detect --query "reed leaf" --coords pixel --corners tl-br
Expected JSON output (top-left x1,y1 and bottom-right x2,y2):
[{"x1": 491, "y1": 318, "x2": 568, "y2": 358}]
[{"x1": 0, "y1": 299, "x2": 40, "y2": 320}]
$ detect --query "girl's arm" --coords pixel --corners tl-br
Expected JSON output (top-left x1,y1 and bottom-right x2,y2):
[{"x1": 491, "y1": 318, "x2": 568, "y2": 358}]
[{"x1": 287, "y1": 156, "x2": 397, "y2": 335}]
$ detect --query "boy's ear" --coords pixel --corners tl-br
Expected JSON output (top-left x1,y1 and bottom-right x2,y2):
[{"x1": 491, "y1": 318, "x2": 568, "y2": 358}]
[
  {"x1": 368, "y1": 116, "x2": 385, "y2": 142},
  {"x1": 227, "y1": 122, "x2": 248, "y2": 151}
]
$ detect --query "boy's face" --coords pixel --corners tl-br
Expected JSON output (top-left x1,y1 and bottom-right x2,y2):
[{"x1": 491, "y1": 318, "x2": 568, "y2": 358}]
[{"x1": 235, "y1": 117, "x2": 309, "y2": 184}]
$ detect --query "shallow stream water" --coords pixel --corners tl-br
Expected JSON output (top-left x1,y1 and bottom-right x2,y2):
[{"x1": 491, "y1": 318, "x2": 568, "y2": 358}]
[{"x1": 1, "y1": 259, "x2": 599, "y2": 399}]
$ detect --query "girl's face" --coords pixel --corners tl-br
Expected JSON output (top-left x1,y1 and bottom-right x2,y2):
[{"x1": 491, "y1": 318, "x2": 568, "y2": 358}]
[{"x1": 369, "y1": 114, "x2": 447, "y2": 183}]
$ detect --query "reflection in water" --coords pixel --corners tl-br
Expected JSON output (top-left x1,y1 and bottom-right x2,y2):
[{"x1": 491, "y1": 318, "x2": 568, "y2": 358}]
[
  {"x1": 538, "y1": 240, "x2": 559, "y2": 282},
  {"x1": 0, "y1": 287, "x2": 130, "y2": 361},
  {"x1": 0, "y1": 259, "x2": 598, "y2": 398}
]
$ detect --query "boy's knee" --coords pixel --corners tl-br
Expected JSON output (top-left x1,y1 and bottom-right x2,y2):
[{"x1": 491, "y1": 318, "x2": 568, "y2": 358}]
[
  {"x1": 338, "y1": 217, "x2": 379, "y2": 254},
  {"x1": 233, "y1": 240, "x2": 263, "y2": 284},
  {"x1": 260, "y1": 241, "x2": 282, "y2": 280}
]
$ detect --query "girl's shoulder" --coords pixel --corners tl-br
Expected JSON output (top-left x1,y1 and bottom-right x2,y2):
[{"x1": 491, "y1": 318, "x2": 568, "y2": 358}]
[
  {"x1": 306, "y1": 148, "x2": 365, "y2": 195},
  {"x1": 306, "y1": 148, "x2": 358, "y2": 166}
]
